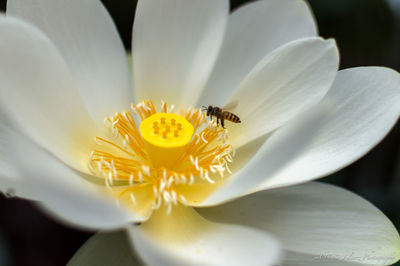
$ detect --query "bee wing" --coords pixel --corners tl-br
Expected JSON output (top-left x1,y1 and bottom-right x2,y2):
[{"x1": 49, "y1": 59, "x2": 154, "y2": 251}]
[{"x1": 222, "y1": 100, "x2": 239, "y2": 111}]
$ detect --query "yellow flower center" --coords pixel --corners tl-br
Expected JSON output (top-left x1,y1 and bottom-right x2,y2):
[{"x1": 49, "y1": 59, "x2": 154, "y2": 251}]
[
  {"x1": 140, "y1": 113, "x2": 194, "y2": 169},
  {"x1": 88, "y1": 100, "x2": 233, "y2": 215}
]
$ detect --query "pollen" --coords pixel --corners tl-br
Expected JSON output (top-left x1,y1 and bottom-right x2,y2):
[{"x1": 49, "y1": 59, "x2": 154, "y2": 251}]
[{"x1": 88, "y1": 100, "x2": 233, "y2": 215}]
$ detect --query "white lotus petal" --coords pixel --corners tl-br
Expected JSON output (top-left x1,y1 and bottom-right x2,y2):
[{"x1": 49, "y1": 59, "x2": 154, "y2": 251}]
[
  {"x1": 0, "y1": 123, "x2": 142, "y2": 230},
  {"x1": 198, "y1": 182, "x2": 400, "y2": 266},
  {"x1": 132, "y1": 0, "x2": 228, "y2": 108},
  {"x1": 7, "y1": 0, "x2": 133, "y2": 127},
  {"x1": 0, "y1": 175, "x2": 36, "y2": 200},
  {"x1": 255, "y1": 67, "x2": 400, "y2": 191},
  {"x1": 198, "y1": 0, "x2": 317, "y2": 106},
  {"x1": 198, "y1": 104, "x2": 330, "y2": 206},
  {"x1": 36, "y1": 182, "x2": 138, "y2": 231},
  {"x1": 127, "y1": 206, "x2": 281, "y2": 266},
  {"x1": 226, "y1": 37, "x2": 339, "y2": 148},
  {"x1": 0, "y1": 109, "x2": 18, "y2": 179},
  {"x1": 0, "y1": 16, "x2": 99, "y2": 172},
  {"x1": 67, "y1": 231, "x2": 142, "y2": 266},
  {"x1": 0, "y1": 109, "x2": 33, "y2": 198}
]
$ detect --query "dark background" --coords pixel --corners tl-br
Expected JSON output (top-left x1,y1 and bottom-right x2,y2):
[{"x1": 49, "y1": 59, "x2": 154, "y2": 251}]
[{"x1": 0, "y1": 0, "x2": 399, "y2": 265}]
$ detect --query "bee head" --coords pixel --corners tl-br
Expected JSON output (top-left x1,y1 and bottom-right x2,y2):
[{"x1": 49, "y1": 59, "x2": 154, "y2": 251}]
[
  {"x1": 201, "y1": 105, "x2": 213, "y2": 116},
  {"x1": 207, "y1": 106, "x2": 213, "y2": 116}
]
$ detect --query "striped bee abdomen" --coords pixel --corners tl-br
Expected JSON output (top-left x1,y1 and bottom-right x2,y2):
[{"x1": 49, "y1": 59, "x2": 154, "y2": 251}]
[{"x1": 222, "y1": 111, "x2": 241, "y2": 123}]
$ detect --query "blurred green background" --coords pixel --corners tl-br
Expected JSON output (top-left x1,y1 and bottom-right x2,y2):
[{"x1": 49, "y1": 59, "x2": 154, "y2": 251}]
[{"x1": 0, "y1": 0, "x2": 399, "y2": 265}]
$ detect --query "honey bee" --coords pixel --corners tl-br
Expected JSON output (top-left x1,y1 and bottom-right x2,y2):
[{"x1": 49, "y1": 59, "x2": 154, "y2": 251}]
[{"x1": 202, "y1": 101, "x2": 241, "y2": 128}]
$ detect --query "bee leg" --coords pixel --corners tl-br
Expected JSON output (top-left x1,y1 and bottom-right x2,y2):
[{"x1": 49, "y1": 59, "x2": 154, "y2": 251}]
[
  {"x1": 221, "y1": 118, "x2": 225, "y2": 129},
  {"x1": 216, "y1": 117, "x2": 219, "y2": 125}
]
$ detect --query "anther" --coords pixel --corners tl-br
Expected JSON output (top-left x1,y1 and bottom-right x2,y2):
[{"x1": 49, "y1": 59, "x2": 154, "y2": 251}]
[
  {"x1": 174, "y1": 130, "x2": 179, "y2": 137},
  {"x1": 171, "y1": 119, "x2": 176, "y2": 125},
  {"x1": 162, "y1": 131, "x2": 168, "y2": 138},
  {"x1": 165, "y1": 125, "x2": 171, "y2": 132},
  {"x1": 160, "y1": 117, "x2": 166, "y2": 124},
  {"x1": 177, "y1": 123, "x2": 182, "y2": 130}
]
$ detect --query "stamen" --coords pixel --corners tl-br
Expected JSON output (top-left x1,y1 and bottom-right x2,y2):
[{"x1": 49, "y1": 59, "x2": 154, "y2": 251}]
[
  {"x1": 201, "y1": 132, "x2": 208, "y2": 143},
  {"x1": 153, "y1": 196, "x2": 162, "y2": 210},
  {"x1": 179, "y1": 194, "x2": 187, "y2": 205},
  {"x1": 204, "y1": 170, "x2": 215, "y2": 184},
  {"x1": 167, "y1": 176, "x2": 174, "y2": 188},
  {"x1": 130, "y1": 193, "x2": 137, "y2": 205},
  {"x1": 171, "y1": 190, "x2": 178, "y2": 205},
  {"x1": 161, "y1": 100, "x2": 167, "y2": 113},
  {"x1": 89, "y1": 100, "x2": 234, "y2": 214},
  {"x1": 138, "y1": 171, "x2": 144, "y2": 183},
  {"x1": 166, "y1": 203, "x2": 172, "y2": 215},
  {"x1": 180, "y1": 174, "x2": 187, "y2": 184},
  {"x1": 168, "y1": 104, "x2": 175, "y2": 113}
]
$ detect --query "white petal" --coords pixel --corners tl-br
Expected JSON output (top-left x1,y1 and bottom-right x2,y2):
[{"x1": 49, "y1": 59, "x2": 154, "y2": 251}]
[
  {"x1": 7, "y1": 0, "x2": 133, "y2": 127},
  {"x1": 0, "y1": 124, "x2": 142, "y2": 230},
  {"x1": 68, "y1": 231, "x2": 142, "y2": 266},
  {"x1": 0, "y1": 16, "x2": 98, "y2": 172},
  {"x1": 0, "y1": 110, "x2": 32, "y2": 198},
  {"x1": 198, "y1": 0, "x2": 317, "y2": 106},
  {"x1": 198, "y1": 182, "x2": 400, "y2": 266},
  {"x1": 132, "y1": 0, "x2": 228, "y2": 108},
  {"x1": 255, "y1": 67, "x2": 400, "y2": 191},
  {"x1": 0, "y1": 175, "x2": 36, "y2": 200},
  {"x1": 227, "y1": 37, "x2": 339, "y2": 148},
  {"x1": 127, "y1": 206, "x2": 281, "y2": 266},
  {"x1": 198, "y1": 104, "x2": 330, "y2": 206}
]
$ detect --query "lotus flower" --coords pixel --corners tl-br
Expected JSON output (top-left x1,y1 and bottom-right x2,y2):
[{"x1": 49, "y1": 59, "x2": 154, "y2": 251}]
[{"x1": 0, "y1": 0, "x2": 399, "y2": 265}]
